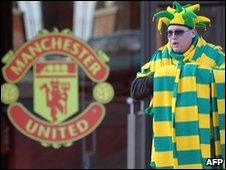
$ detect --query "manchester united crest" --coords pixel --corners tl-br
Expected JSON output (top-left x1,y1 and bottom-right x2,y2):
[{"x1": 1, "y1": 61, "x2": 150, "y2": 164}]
[
  {"x1": 1, "y1": 29, "x2": 114, "y2": 149},
  {"x1": 34, "y1": 60, "x2": 79, "y2": 124}
]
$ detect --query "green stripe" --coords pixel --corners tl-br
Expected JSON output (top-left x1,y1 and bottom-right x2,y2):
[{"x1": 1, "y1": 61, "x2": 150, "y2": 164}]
[
  {"x1": 192, "y1": 46, "x2": 204, "y2": 61},
  {"x1": 154, "y1": 137, "x2": 172, "y2": 151},
  {"x1": 215, "y1": 52, "x2": 225, "y2": 66},
  {"x1": 211, "y1": 97, "x2": 218, "y2": 112},
  {"x1": 149, "y1": 162, "x2": 174, "y2": 169},
  {"x1": 155, "y1": 52, "x2": 162, "y2": 60},
  {"x1": 177, "y1": 150, "x2": 202, "y2": 165},
  {"x1": 154, "y1": 77, "x2": 175, "y2": 91},
  {"x1": 175, "y1": 121, "x2": 199, "y2": 136},
  {"x1": 172, "y1": 83, "x2": 178, "y2": 98},
  {"x1": 176, "y1": 92, "x2": 197, "y2": 107},
  {"x1": 158, "y1": 166, "x2": 174, "y2": 169},
  {"x1": 219, "y1": 114, "x2": 225, "y2": 130},
  {"x1": 213, "y1": 127, "x2": 220, "y2": 140},
  {"x1": 221, "y1": 145, "x2": 225, "y2": 160},
  {"x1": 196, "y1": 68, "x2": 211, "y2": 84},
  {"x1": 145, "y1": 107, "x2": 153, "y2": 116},
  {"x1": 161, "y1": 48, "x2": 169, "y2": 59},
  {"x1": 203, "y1": 44, "x2": 218, "y2": 61},
  {"x1": 180, "y1": 64, "x2": 197, "y2": 78},
  {"x1": 150, "y1": 51, "x2": 159, "y2": 61},
  {"x1": 152, "y1": 107, "x2": 172, "y2": 121},
  {"x1": 173, "y1": 143, "x2": 177, "y2": 158},
  {"x1": 216, "y1": 83, "x2": 225, "y2": 99},
  {"x1": 197, "y1": 98, "x2": 211, "y2": 114},
  {"x1": 199, "y1": 128, "x2": 211, "y2": 144}
]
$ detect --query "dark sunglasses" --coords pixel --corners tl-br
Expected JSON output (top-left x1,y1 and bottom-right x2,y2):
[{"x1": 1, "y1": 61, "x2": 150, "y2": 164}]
[{"x1": 167, "y1": 29, "x2": 191, "y2": 38}]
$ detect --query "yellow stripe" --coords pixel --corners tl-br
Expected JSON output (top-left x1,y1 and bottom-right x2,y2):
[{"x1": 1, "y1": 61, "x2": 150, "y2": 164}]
[
  {"x1": 153, "y1": 59, "x2": 162, "y2": 72},
  {"x1": 197, "y1": 64, "x2": 213, "y2": 70},
  {"x1": 172, "y1": 58, "x2": 179, "y2": 65},
  {"x1": 175, "y1": 68, "x2": 180, "y2": 83},
  {"x1": 217, "y1": 99, "x2": 225, "y2": 114},
  {"x1": 178, "y1": 77, "x2": 196, "y2": 93},
  {"x1": 174, "y1": 158, "x2": 178, "y2": 169},
  {"x1": 137, "y1": 62, "x2": 152, "y2": 78},
  {"x1": 154, "y1": 151, "x2": 174, "y2": 167},
  {"x1": 195, "y1": 56, "x2": 203, "y2": 65},
  {"x1": 197, "y1": 37, "x2": 205, "y2": 48},
  {"x1": 176, "y1": 135, "x2": 200, "y2": 151},
  {"x1": 172, "y1": 128, "x2": 176, "y2": 143},
  {"x1": 197, "y1": 84, "x2": 210, "y2": 98},
  {"x1": 136, "y1": 72, "x2": 150, "y2": 78},
  {"x1": 162, "y1": 58, "x2": 172, "y2": 66},
  {"x1": 199, "y1": 114, "x2": 210, "y2": 128},
  {"x1": 149, "y1": 99, "x2": 153, "y2": 107},
  {"x1": 154, "y1": 65, "x2": 177, "y2": 77},
  {"x1": 150, "y1": 60, "x2": 155, "y2": 72},
  {"x1": 178, "y1": 164, "x2": 203, "y2": 169},
  {"x1": 151, "y1": 138, "x2": 155, "y2": 163},
  {"x1": 154, "y1": 121, "x2": 172, "y2": 136},
  {"x1": 175, "y1": 106, "x2": 198, "y2": 122},
  {"x1": 200, "y1": 54, "x2": 216, "y2": 67},
  {"x1": 213, "y1": 69, "x2": 225, "y2": 83},
  {"x1": 212, "y1": 112, "x2": 219, "y2": 127},
  {"x1": 172, "y1": 98, "x2": 176, "y2": 113},
  {"x1": 201, "y1": 144, "x2": 211, "y2": 158},
  {"x1": 215, "y1": 141, "x2": 222, "y2": 155},
  {"x1": 220, "y1": 130, "x2": 225, "y2": 144},
  {"x1": 211, "y1": 83, "x2": 216, "y2": 97},
  {"x1": 141, "y1": 62, "x2": 151, "y2": 70},
  {"x1": 153, "y1": 91, "x2": 172, "y2": 107},
  {"x1": 183, "y1": 44, "x2": 195, "y2": 62}
]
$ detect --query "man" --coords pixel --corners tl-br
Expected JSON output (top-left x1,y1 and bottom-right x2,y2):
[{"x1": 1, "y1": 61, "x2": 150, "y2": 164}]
[{"x1": 131, "y1": 2, "x2": 225, "y2": 169}]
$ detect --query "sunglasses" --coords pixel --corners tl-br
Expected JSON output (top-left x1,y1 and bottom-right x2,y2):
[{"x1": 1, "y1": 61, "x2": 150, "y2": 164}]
[{"x1": 167, "y1": 29, "x2": 191, "y2": 38}]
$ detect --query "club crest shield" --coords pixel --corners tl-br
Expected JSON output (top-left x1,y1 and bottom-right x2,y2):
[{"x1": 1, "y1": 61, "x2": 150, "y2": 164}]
[
  {"x1": 34, "y1": 60, "x2": 79, "y2": 124},
  {"x1": 1, "y1": 29, "x2": 114, "y2": 149}
]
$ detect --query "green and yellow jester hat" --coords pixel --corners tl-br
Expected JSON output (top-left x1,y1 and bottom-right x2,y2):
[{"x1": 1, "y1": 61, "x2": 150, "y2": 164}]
[{"x1": 153, "y1": 1, "x2": 211, "y2": 31}]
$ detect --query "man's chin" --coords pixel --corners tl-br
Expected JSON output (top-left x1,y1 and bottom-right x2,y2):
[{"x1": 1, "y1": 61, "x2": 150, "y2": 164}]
[{"x1": 172, "y1": 48, "x2": 182, "y2": 53}]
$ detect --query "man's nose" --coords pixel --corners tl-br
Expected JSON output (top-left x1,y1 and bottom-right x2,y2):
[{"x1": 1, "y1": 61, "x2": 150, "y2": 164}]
[{"x1": 171, "y1": 33, "x2": 178, "y2": 38}]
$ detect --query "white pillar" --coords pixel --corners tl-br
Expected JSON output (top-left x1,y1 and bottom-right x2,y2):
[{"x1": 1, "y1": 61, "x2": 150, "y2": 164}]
[
  {"x1": 73, "y1": 1, "x2": 96, "y2": 41},
  {"x1": 17, "y1": 1, "x2": 43, "y2": 40}
]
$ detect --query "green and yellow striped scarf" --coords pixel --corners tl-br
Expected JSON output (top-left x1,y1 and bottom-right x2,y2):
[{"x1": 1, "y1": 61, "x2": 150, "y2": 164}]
[{"x1": 137, "y1": 35, "x2": 225, "y2": 169}]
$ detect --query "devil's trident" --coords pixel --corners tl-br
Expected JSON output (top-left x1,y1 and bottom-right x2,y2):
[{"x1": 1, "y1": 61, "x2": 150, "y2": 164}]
[{"x1": 61, "y1": 82, "x2": 70, "y2": 114}]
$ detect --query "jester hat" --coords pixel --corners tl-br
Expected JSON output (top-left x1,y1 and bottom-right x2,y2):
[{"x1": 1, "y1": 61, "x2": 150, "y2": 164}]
[{"x1": 153, "y1": 1, "x2": 211, "y2": 31}]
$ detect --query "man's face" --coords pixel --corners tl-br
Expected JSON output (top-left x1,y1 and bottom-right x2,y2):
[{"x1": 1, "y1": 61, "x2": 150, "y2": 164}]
[{"x1": 167, "y1": 25, "x2": 196, "y2": 53}]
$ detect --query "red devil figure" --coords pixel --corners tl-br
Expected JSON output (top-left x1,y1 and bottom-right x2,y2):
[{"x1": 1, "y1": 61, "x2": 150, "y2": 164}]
[{"x1": 40, "y1": 80, "x2": 70, "y2": 122}]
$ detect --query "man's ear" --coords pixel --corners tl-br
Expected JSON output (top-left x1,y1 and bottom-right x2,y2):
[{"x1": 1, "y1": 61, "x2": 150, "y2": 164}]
[{"x1": 191, "y1": 29, "x2": 197, "y2": 38}]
